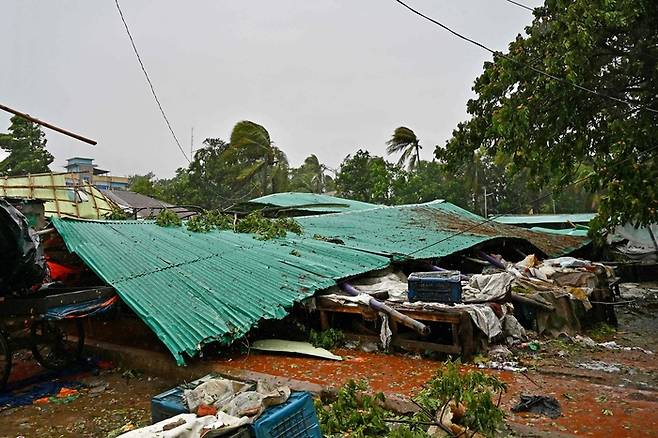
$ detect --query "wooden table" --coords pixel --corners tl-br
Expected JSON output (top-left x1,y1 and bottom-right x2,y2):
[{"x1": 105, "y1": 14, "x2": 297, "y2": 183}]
[{"x1": 316, "y1": 296, "x2": 476, "y2": 360}]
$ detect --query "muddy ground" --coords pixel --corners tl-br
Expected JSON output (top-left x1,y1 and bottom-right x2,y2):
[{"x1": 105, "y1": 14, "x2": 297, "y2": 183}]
[{"x1": 0, "y1": 282, "x2": 656, "y2": 437}]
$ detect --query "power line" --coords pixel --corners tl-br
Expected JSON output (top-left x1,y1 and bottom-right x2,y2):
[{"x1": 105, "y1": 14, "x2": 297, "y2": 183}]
[
  {"x1": 392, "y1": 0, "x2": 658, "y2": 114},
  {"x1": 113, "y1": 0, "x2": 190, "y2": 163},
  {"x1": 409, "y1": 143, "x2": 658, "y2": 256},
  {"x1": 503, "y1": 0, "x2": 534, "y2": 12}
]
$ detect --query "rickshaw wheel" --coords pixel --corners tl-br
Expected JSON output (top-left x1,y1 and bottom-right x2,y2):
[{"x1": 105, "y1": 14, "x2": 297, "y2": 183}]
[{"x1": 30, "y1": 320, "x2": 84, "y2": 370}]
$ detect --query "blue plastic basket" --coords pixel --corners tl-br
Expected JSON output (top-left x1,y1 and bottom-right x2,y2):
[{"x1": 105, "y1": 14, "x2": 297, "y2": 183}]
[{"x1": 251, "y1": 391, "x2": 322, "y2": 438}]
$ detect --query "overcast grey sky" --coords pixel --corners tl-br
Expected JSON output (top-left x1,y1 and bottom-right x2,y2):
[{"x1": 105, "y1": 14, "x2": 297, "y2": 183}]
[{"x1": 1, "y1": 0, "x2": 541, "y2": 178}]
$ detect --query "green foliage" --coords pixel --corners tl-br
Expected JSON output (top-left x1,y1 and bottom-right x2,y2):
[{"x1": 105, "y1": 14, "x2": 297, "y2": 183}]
[
  {"x1": 129, "y1": 172, "x2": 157, "y2": 197},
  {"x1": 309, "y1": 329, "x2": 345, "y2": 350},
  {"x1": 335, "y1": 150, "x2": 401, "y2": 204},
  {"x1": 184, "y1": 209, "x2": 301, "y2": 240},
  {"x1": 155, "y1": 209, "x2": 182, "y2": 227},
  {"x1": 588, "y1": 322, "x2": 616, "y2": 341},
  {"x1": 316, "y1": 380, "x2": 391, "y2": 437},
  {"x1": 386, "y1": 126, "x2": 422, "y2": 171},
  {"x1": 186, "y1": 210, "x2": 234, "y2": 232},
  {"x1": 439, "y1": 0, "x2": 658, "y2": 230},
  {"x1": 414, "y1": 361, "x2": 506, "y2": 437},
  {"x1": 316, "y1": 380, "x2": 430, "y2": 438},
  {"x1": 234, "y1": 211, "x2": 302, "y2": 240},
  {"x1": 0, "y1": 116, "x2": 53, "y2": 176},
  {"x1": 289, "y1": 154, "x2": 333, "y2": 193}
]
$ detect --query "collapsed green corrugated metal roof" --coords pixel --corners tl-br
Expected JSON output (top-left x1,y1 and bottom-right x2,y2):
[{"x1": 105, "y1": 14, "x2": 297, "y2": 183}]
[
  {"x1": 51, "y1": 199, "x2": 589, "y2": 365},
  {"x1": 295, "y1": 200, "x2": 590, "y2": 258},
  {"x1": 52, "y1": 218, "x2": 390, "y2": 365},
  {"x1": 246, "y1": 192, "x2": 377, "y2": 213},
  {"x1": 493, "y1": 213, "x2": 596, "y2": 225}
]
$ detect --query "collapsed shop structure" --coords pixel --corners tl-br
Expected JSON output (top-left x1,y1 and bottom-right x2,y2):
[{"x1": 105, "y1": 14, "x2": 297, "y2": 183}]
[{"x1": 42, "y1": 195, "x2": 606, "y2": 365}]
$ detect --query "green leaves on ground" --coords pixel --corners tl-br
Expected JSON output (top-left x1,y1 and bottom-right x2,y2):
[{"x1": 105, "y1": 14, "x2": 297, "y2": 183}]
[
  {"x1": 316, "y1": 361, "x2": 507, "y2": 437},
  {"x1": 309, "y1": 329, "x2": 345, "y2": 350},
  {"x1": 315, "y1": 380, "x2": 428, "y2": 438},
  {"x1": 414, "y1": 361, "x2": 506, "y2": 437}
]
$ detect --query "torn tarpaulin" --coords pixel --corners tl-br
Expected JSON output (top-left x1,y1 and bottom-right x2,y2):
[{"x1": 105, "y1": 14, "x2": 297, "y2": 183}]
[{"x1": 0, "y1": 198, "x2": 46, "y2": 294}]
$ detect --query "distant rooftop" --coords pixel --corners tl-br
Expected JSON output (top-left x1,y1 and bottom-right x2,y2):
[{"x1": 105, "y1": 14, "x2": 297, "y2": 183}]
[
  {"x1": 246, "y1": 192, "x2": 377, "y2": 214},
  {"x1": 493, "y1": 213, "x2": 596, "y2": 226}
]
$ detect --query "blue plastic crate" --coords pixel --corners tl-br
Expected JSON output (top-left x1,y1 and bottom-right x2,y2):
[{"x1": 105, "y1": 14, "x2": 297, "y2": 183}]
[
  {"x1": 407, "y1": 271, "x2": 462, "y2": 304},
  {"x1": 151, "y1": 386, "x2": 187, "y2": 424},
  {"x1": 151, "y1": 374, "x2": 251, "y2": 424},
  {"x1": 251, "y1": 391, "x2": 322, "y2": 438}
]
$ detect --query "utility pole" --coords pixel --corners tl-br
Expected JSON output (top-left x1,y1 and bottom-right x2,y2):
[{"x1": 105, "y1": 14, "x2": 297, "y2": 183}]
[
  {"x1": 190, "y1": 127, "x2": 194, "y2": 159},
  {"x1": 483, "y1": 187, "x2": 494, "y2": 218}
]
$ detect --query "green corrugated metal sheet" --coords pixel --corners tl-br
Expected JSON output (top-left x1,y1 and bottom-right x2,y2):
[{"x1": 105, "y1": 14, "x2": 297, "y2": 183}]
[
  {"x1": 247, "y1": 192, "x2": 377, "y2": 213},
  {"x1": 51, "y1": 199, "x2": 589, "y2": 365},
  {"x1": 295, "y1": 200, "x2": 590, "y2": 258},
  {"x1": 493, "y1": 213, "x2": 596, "y2": 225},
  {"x1": 52, "y1": 218, "x2": 390, "y2": 365}
]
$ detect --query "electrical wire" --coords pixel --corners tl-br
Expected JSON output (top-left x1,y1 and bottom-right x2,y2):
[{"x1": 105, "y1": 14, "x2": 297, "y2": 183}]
[
  {"x1": 114, "y1": 0, "x2": 190, "y2": 163},
  {"x1": 503, "y1": 0, "x2": 535, "y2": 12},
  {"x1": 392, "y1": 0, "x2": 658, "y2": 114},
  {"x1": 408, "y1": 143, "x2": 658, "y2": 256}
]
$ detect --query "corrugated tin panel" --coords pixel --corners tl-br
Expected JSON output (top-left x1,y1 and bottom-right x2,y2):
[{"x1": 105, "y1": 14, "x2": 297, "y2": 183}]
[
  {"x1": 296, "y1": 200, "x2": 590, "y2": 258},
  {"x1": 494, "y1": 213, "x2": 596, "y2": 225},
  {"x1": 247, "y1": 192, "x2": 377, "y2": 213},
  {"x1": 52, "y1": 218, "x2": 390, "y2": 365}
]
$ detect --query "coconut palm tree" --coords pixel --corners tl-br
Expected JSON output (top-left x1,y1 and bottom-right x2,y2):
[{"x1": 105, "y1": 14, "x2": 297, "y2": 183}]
[
  {"x1": 386, "y1": 126, "x2": 422, "y2": 171},
  {"x1": 228, "y1": 120, "x2": 289, "y2": 195}
]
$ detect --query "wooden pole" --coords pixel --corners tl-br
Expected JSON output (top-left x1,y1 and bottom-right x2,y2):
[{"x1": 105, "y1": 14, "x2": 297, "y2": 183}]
[{"x1": 0, "y1": 103, "x2": 97, "y2": 145}]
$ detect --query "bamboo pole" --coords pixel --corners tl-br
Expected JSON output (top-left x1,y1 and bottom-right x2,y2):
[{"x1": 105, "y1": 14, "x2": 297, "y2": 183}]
[
  {"x1": 0, "y1": 103, "x2": 97, "y2": 145},
  {"x1": 341, "y1": 283, "x2": 430, "y2": 336}
]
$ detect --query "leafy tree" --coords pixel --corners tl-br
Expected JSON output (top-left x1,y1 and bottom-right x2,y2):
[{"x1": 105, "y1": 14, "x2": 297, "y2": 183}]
[
  {"x1": 154, "y1": 168, "x2": 196, "y2": 206},
  {"x1": 289, "y1": 154, "x2": 329, "y2": 193},
  {"x1": 438, "y1": 0, "x2": 658, "y2": 230},
  {"x1": 386, "y1": 126, "x2": 422, "y2": 170},
  {"x1": 336, "y1": 150, "x2": 400, "y2": 204},
  {"x1": 391, "y1": 160, "x2": 471, "y2": 207},
  {"x1": 129, "y1": 172, "x2": 157, "y2": 197},
  {"x1": 0, "y1": 116, "x2": 53, "y2": 176}
]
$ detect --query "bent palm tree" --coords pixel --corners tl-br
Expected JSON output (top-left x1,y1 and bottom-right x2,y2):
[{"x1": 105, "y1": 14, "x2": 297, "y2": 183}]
[
  {"x1": 386, "y1": 126, "x2": 422, "y2": 170},
  {"x1": 229, "y1": 120, "x2": 289, "y2": 195}
]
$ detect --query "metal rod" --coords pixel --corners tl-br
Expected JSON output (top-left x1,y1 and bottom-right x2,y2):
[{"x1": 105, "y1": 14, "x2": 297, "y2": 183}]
[
  {"x1": 0, "y1": 103, "x2": 97, "y2": 145},
  {"x1": 341, "y1": 283, "x2": 430, "y2": 336}
]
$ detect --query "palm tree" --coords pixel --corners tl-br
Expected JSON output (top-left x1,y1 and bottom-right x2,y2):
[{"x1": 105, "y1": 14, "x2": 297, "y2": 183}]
[
  {"x1": 290, "y1": 154, "x2": 325, "y2": 193},
  {"x1": 229, "y1": 120, "x2": 289, "y2": 195},
  {"x1": 386, "y1": 126, "x2": 422, "y2": 170}
]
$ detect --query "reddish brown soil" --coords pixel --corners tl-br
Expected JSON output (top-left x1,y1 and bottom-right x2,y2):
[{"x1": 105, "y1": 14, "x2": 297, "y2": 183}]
[{"x1": 218, "y1": 346, "x2": 658, "y2": 437}]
